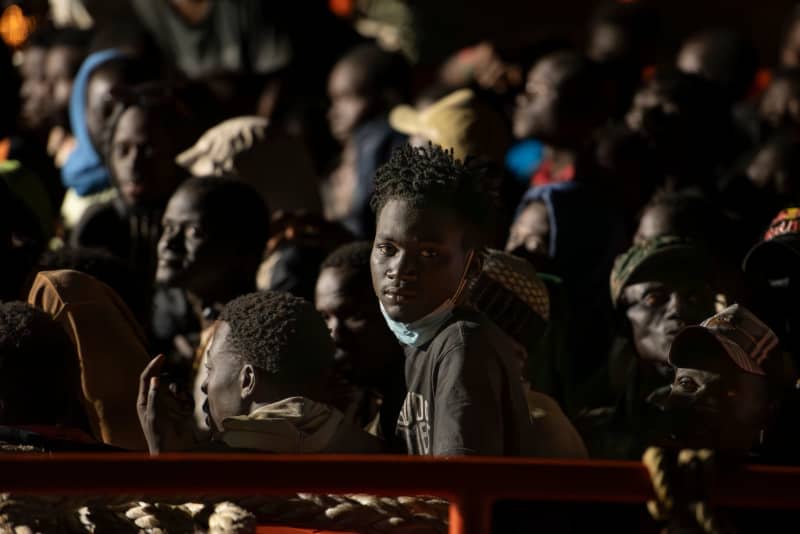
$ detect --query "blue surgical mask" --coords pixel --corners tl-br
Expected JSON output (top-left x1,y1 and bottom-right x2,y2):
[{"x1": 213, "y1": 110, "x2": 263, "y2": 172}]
[
  {"x1": 380, "y1": 249, "x2": 477, "y2": 348},
  {"x1": 380, "y1": 300, "x2": 454, "y2": 347}
]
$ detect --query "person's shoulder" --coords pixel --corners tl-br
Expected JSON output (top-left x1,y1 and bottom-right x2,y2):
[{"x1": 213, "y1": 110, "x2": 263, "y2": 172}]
[{"x1": 432, "y1": 308, "x2": 511, "y2": 355}]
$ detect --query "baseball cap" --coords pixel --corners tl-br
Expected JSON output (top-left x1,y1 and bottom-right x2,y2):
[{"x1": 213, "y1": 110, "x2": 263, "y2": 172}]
[
  {"x1": 389, "y1": 89, "x2": 510, "y2": 164},
  {"x1": 743, "y1": 208, "x2": 800, "y2": 280},
  {"x1": 669, "y1": 304, "x2": 778, "y2": 376}
]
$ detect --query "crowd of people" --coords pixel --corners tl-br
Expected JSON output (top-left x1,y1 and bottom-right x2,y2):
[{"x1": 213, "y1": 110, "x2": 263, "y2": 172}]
[{"x1": 0, "y1": 0, "x2": 799, "y2": 480}]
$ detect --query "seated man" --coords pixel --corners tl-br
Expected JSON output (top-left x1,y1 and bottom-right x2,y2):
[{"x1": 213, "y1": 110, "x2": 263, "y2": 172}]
[
  {"x1": 370, "y1": 144, "x2": 534, "y2": 456},
  {"x1": 154, "y1": 176, "x2": 270, "y2": 430},
  {"x1": 137, "y1": 291, "x2": 382, "y2": 454},
  {"x1": 666, "y1": 304, "x2": 784, "y2": 460},
  {"x1": 0, "y1": 301, "x2": 106, "y2": 451},
  {"x1": 577, "y1": 236, "x2": 719, "y2": 459},
  {"x1": 315, "y1": 241, "x2": 406, "y2": 443}
]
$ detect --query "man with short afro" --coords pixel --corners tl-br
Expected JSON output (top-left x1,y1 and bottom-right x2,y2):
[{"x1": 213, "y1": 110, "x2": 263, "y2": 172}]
[
  {"x1": 370, "y1": 144, "x2": 535, "y2": 456},
  {"x1": 138, "y1": 291, "x2": 382, "y2": 454}
]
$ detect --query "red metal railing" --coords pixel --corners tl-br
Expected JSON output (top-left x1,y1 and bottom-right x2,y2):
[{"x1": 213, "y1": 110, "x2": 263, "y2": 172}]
[{"x1": 1, "y1": 454, "x2": 800, "y2": 534}]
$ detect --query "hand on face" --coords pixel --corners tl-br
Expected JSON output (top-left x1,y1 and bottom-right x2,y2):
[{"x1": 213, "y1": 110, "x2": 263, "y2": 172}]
[
  {"x1": 136, "y1": 354, "x2": 196, "y2": 454},
  {"x1": 371, "y1": 199, "x2": 471, "y2": 324}
]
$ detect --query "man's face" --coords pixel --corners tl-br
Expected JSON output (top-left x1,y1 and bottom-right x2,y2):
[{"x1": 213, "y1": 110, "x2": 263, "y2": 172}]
[
  {"x1": 782, "y1": 21, "x2": 800, "y2": 68},
  {"x1": 45, "y1": 45, "x2": 82, "y2": 119},
  {"x1": 587, "y1": 23, "x2": 631, "y2": 63},
  {"x1": 19, "y1": 45, "x2": 52, "y2": 131},
  {"x1": 327, "y1": 60, "x2": 372, "y2": 142},
  {"x1": 634, "y1": 204, "x2": 675, "y2": 245},
  {"x1": 156, "y1": 188, "x2": 235, "y2": 296},
  {"x1": 85, "y1": 69, "x2": 120, "y2": 150},
  {"x1": 625, "y1": 85, "x2": 683, "y2": 145},
  {"x1": 371, "y1": 199, "x2": 470, "y2": 323},
  {"x1": 668, "y1": 347, "x2": 769, "y2": 452},
  {"x1": 505, "y1": 201, "x2": 551, "y2": 272},
  {"x1": 201, "y1": 321, "x2": 247, "y2": 434},
  {"x1": 623, "y1": 272, "x2": 716, "y2": 366},
  {"x1": 316, "y1": 266, "x2": 395, "y2": 382},
  {"x1": 110, "y1": 107, "x2": 181, "y2": 208},
  {"x1": 513, "y1": 58, "x2": 567, "y2": 141}
]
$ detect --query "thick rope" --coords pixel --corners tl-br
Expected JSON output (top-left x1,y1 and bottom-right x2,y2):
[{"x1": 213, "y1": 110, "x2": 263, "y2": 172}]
[
  {"x1": 0, "y1": 493, "x2": 448, "y2": 533},
  {"x1": 642, "y1": 447, "x2": 732, "y2": 534}
]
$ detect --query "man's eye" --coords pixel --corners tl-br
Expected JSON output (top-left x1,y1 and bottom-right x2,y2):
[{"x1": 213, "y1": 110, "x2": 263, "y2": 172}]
[
  {"x1": 420, "y1": 249, "x2": 439, "y2": 258},
  {"x1": 677, "y1": 376, "x2": 700, "y2": 393},
  {"x1": 345, "y1": 315, "x2": 367, "y2": 329},
  {"x1": 376, "y1": 244, "x2": 396, "y2": 256},
  {"x1": 185, "y1": 225, "x2": 205, "y2": 239},
  {"x1": 642, "y1": 291, "x2": 667, "y2": 307}
]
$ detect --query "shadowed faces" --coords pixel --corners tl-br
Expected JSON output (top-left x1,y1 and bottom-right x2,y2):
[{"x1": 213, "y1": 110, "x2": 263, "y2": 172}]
[
  {"x1": 109, "y1": 106, "x2": 183, "y2": 208},
  {"x1": 668, "y1": 336, "x2": 770, "y2": 452},
  {"x1": 316, "y1": 266, "x2": 396, "y2": 383},
  {"x1": 371, "y1": 199, "x2": 471, "y2": 323},
  {"x1": 622, "y1": 271, "x2": 716, "y2": 366}
]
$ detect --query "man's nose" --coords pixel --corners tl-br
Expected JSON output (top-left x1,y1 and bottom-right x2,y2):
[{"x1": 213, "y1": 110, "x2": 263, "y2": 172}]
[{"x1": 393, "y1": 251, "x2": 419, "y2": 280}]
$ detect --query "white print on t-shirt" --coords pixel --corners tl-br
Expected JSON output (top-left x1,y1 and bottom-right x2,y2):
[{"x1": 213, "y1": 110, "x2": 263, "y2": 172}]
[{"x1": 396, "y1": 392, "x2": 430, "y2": 454}]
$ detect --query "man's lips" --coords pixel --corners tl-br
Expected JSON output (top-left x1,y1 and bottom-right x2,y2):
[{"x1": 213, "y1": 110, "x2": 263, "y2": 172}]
[
  {"x1": 158, "y1": 256, "x2": 184, "y2": 268},
  {"x1": 383, "y1": 287, "x2": 418, "y2": 302}
]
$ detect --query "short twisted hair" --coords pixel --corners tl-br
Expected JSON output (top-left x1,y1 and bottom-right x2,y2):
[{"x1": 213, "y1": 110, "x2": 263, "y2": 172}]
[
  {"x1": 320, "y1": 241, "x2": 372, "y2": 274},
  {"x1": 219, "y1": 291, "x2": 334, "y2": 383},
  {"x1": 370, "y1": 144, "x2": 499, "y2": 243}
]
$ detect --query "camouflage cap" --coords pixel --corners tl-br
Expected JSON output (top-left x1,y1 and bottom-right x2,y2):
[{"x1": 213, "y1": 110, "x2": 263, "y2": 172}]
[{"x1": 610, "y1": 236, "x2": 709, "y2": 308}]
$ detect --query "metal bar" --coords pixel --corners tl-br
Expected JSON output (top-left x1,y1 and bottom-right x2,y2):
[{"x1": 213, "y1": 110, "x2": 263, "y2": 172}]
[{"x1": 0, "y1": 453, "x2": 798, "y2": 511}]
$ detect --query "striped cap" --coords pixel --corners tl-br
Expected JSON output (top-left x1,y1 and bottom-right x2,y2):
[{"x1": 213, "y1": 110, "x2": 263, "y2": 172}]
[
  {"x1": 468, "y1": 248, "x2": 549, "y2": 354},
  {"x1": 669, "y1": 304, "x2": 778, "y2": 376}
]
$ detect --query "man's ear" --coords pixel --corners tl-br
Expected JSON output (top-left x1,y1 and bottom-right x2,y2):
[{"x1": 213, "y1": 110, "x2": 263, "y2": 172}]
[
  {"x1": 240, "y1": 365, "x2": 257, "y2": 399},
  {"x1": 467, "y1": 250, "x2": 483, "y2": 280}
]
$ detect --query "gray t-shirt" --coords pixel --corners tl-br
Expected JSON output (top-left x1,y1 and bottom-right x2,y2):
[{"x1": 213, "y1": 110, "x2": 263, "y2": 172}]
[{"x1": 396, "y1": 308, "x2": 534, "y2": 456}]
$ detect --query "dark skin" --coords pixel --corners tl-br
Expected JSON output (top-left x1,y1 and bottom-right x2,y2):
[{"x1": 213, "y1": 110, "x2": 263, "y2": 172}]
[
  {"x1": 85, "y1": 66, "x2": 124, "y2": 151},
  {"x1": 156, "y1": 187, "x2": 257, "y2": 310},
  {"x1": 504, "y1": 200, "x2": 551, "y2": 272},
  {"x1": 668, "y1": 340, "x2": 771, "y2": 453},
  {"x1": 327, "y1": 58, "x2": 375, "y2": 143},
  {"x1": 109, "y1": 106, "x2": 183, "y2": 209},
  {"x1": 45, "y1": 45, "x2": 83, "y2": 122},
  {"x1": 759, "y1": 77, "x2": 800, "y2": 131},
  {"x1": 633, "y1": 204, "x2": 675, "y2": 245},
  {"x1": 782, "y1": 20, "x2": 800, "y2": 68},
  {"x1": 371, "y1": 198, "x2": 477, "y2": 324},
  {"x1": 138, "y1": 321, "x2": 321, "y2": 453},
  {"x1": 19, "y1": 45, "x2": 51, "y2": 132},
  {"x1": 622, "y1": 270, "x2": 716, "y2": 370},
  {"x1": 512, "y1": 55, "x2": 596, "y2": 151},
  {"x1": 315, "y1": 266, "x2": 400, "y2": 385}
]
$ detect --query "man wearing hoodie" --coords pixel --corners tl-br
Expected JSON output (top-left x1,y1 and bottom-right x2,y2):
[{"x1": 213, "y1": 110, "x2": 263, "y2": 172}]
[{"x1": 138, "y1": 290, "x2": 382, "y2": 454}]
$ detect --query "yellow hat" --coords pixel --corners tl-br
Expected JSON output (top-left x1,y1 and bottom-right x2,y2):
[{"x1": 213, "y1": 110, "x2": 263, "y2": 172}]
[{"x1": 389, "y1": 89, "x2": 510, "y2": 164}]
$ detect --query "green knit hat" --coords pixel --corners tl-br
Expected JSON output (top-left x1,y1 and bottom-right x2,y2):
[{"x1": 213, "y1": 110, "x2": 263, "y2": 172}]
[{"x1": 610, "y1": 236, "x2": 711, "y2": 308}]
